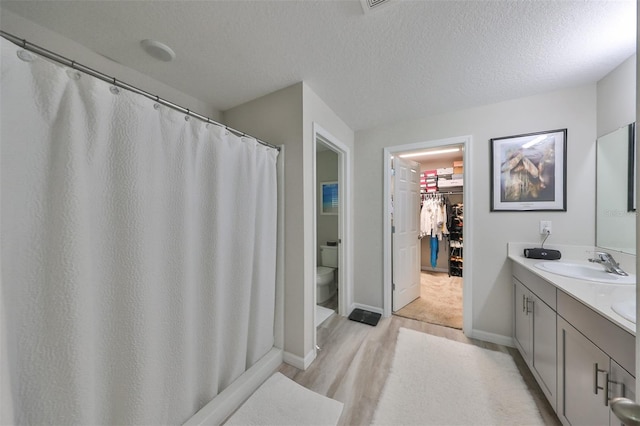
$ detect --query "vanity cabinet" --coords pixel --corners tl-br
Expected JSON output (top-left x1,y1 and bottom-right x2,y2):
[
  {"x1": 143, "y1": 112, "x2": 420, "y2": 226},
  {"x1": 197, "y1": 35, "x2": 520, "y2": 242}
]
[
  {"x1": 512, "y1": 261, "x2": 636, "y2": 426},
  {"x1": 556, "y1": 291, "x2": 636, "y2": 426},
  {"x1": 557, "y1": 316, "x2": 611, "y2": 426},
  {"x1": 512, "y1": 264, "x2": 557, "y2": 410}
]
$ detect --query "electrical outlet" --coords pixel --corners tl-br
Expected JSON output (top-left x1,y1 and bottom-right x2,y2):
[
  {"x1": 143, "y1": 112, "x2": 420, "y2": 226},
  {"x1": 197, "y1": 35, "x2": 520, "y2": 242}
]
[{"x1": 539, "y1": 220, "x2": 552, "y2": 235}]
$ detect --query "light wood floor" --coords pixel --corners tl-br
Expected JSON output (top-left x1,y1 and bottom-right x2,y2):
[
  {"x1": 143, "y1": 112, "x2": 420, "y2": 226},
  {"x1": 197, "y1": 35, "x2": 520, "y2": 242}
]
[{"x1": 278, "y1": 314, "x2": 561, "y2": 426}]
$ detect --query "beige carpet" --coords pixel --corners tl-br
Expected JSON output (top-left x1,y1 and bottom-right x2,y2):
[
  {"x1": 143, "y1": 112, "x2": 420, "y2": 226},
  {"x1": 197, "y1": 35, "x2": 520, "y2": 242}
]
[{"x1": 394, "y1": 271, "x2": 463, "y2": 329}]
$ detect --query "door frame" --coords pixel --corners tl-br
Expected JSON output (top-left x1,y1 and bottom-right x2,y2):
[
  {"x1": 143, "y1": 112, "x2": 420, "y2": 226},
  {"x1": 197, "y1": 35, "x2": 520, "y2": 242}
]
[
  {"x1": 383, "y1": 135, "x2": 473, "y2": 336},
  {"x1": 312, "y1": 123, "x2": 353, "y2": 324}
]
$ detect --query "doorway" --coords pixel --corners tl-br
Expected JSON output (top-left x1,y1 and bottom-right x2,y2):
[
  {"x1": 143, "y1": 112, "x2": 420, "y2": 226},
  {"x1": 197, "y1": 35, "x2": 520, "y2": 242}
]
[
  {"x1": 315, "y1": 140, "x2": 339, "y2": 326},
  {"x1": 312, "y1": 123, "x2": 352, "y2": 338},
  {"x1": 383, "y1": 136, "x2": 473, "y2": 335}
]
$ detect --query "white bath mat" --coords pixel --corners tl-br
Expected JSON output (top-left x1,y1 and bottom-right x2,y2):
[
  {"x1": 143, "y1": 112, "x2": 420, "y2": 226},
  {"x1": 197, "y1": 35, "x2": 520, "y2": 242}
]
[
  {"x1": 316, "y1": 305, "x2": 335, "y2": 326},
  {"x1": 372, "y1": 328, "x2": 545, "y2": 425},
  {"x1": 224, "y1": 372, "x2": 343, "y2": 425}
]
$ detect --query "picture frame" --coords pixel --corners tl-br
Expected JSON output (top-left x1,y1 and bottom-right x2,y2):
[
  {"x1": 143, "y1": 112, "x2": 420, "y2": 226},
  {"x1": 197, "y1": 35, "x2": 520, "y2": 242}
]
[
  {"x1": 490, "y1": 129, "x2": 567, "y2": 212},
  {"x1": 628, "y1": 122, "x2": 636, "y2": 212},
  {"x1": 321, "y1": 181, "x2": 339, "y2": 215}
]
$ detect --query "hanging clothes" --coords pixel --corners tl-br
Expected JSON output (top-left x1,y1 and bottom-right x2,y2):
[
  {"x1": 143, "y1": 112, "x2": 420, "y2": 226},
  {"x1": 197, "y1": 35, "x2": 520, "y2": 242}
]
[
  {"x1": 445, "y1": 196, "x2": 453, "y2": 231},
  {"x1": 420, "y1": 195, "x2": 449, "y2": 240},
  {"x1": 430, "y1": 236, "x2": 439, "y2": 268},
  {"x1": 420, "y1": 194, "x2": 450, "y2": 269}
]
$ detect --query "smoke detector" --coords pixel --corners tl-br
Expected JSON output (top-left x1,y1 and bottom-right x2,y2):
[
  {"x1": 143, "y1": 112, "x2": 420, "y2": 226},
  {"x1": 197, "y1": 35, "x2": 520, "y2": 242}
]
[
  {"x1": 360, "y1": 0, "x2": 395, "y2": 14},
  {"x1": 140, "y1": 39, "x2": 176, "y2": 62}
]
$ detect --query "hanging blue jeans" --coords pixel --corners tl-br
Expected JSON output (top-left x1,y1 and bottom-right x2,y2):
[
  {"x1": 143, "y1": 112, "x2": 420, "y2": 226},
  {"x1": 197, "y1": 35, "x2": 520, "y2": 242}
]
[{"x1": 430, "y1": 236, "x2": 439, "y2": 268}]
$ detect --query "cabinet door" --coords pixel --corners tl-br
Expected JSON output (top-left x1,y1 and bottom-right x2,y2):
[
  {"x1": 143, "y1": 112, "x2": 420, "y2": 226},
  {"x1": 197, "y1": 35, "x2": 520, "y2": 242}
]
[
  {"x1": 514, "y1": 279, "x2": 531, "y2": 359},
  {"x1": 532, "y1": 292, "x2": 556, "y2": 409},
  {"x1": 609, "y1": 360, "x2": 636, "y2": 426},
  {"x1": 558, "y1": 317, "x2": 610, "y2": 426}
]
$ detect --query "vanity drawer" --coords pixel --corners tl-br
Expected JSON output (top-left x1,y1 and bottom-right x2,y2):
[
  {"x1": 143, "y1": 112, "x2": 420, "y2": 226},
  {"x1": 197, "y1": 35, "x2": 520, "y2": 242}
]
[
  {"x1": 512, "y1": 263, "x2": 556, "y2": 309},
  {"x1": 557, "y1": 290, "x2": 635, "y2": 376}
]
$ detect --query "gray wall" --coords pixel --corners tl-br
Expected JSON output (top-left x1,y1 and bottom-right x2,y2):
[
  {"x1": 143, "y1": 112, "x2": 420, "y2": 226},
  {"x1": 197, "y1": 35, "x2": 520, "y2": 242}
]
[
  {"x1": 354, "y1": 84, "x2": 597, "y2": 342},
  {"x1": 302, "y1": 84, "x2": 355, "y2": 360},
  {"x1": 224, "y1": 82, "x2": 354, "y2": 365},
  {"x1": 596, "y1": 55, "x2": 636, "y2": 255},
  {"x1": 223, "y1": 84, "x2": 306, "y2": 359},
  {"x1": 597, "y1": 54, "x2": 636, "y2": 137}
]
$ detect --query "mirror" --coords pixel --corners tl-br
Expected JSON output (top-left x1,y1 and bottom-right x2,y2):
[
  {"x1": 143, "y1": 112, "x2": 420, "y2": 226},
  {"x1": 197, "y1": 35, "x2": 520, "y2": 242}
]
[{"x1": 596, "y1": 123, "x2": 636, "y2": 254}]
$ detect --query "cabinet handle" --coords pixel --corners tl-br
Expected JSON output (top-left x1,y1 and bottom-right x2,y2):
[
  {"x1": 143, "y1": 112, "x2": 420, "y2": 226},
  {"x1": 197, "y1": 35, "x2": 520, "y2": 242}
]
[
  {"x1": 525, "y1": 298, "x2": 534, "y2": 315},
  {"x1": 594, "y1": 363, "x2": 609, "y2": 406},
  {"x1": 604, "y1": 372, "x2": 610, "y2": 407},
  {"x1": 522, "y1": 294, "x2": 526, "y2": 312}
]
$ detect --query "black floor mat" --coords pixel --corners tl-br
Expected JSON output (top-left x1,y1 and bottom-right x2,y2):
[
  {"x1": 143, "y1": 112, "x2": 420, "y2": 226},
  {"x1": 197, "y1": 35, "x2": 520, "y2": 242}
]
[{"x1": 348, "y1": 308, "x2": 381, "y2": 326}]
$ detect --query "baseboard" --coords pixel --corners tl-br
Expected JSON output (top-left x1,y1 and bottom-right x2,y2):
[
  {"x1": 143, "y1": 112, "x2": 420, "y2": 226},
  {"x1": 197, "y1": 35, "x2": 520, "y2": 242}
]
[
  {"x1": 469, "y1": 328, "x2": 515, "y2": 348},
  {"x1": 350, "y1": 303, "x2": 384, "y2": 316},
  {"x1": 184, "y1": 347, "x2": 282, "y2": 425},
  {"x1": 283, "y1": 348, "x2": 316, "y2": 370},
  {"x1": 421, "y1": 267, "x2": 448, "y2": 273}
]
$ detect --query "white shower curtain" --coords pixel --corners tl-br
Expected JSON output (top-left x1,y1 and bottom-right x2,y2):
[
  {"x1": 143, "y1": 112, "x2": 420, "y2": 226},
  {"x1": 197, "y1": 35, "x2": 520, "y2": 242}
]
[{"x1": 0, "y1": 38, "x2": 278, "y2": 425}]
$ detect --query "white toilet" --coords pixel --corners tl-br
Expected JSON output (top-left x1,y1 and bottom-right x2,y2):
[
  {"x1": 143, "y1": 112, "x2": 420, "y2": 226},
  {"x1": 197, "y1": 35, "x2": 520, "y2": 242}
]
[{"x1": 317, "y1": 245, "x2": 338, "y2": 304}]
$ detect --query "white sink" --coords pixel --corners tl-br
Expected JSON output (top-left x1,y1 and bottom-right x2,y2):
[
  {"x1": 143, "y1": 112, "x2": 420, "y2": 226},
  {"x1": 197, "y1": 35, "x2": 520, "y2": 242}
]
[
  {"x1": 534, "y1": 261, "x2": 636, "y2": 285},
  {"x1": 612, "y1": 300, "x2": 636, "y2": 323}
]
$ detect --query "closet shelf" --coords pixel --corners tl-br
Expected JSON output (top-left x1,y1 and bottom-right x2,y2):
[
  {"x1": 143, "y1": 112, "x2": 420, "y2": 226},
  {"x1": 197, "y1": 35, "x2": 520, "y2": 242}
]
[{"x1": 448, "y1": 202, "x2": 463, "y2": 278}]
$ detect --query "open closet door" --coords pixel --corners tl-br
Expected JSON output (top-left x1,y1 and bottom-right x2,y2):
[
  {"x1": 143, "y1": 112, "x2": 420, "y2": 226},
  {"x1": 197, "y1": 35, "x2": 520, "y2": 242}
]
[{"x1": 392, "y1": 157, "x2": 421, "y2": 311}]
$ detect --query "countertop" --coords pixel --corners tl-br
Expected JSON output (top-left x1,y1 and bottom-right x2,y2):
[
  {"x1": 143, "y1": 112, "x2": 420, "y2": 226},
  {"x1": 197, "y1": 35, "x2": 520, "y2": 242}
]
[{"x1": 508, "y1": 243, "x2": 636, "y2": 336}]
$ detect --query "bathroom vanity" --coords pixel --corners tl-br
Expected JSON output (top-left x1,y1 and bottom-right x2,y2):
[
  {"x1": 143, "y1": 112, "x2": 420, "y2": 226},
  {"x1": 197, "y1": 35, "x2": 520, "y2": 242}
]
[{"x1": 509, "y1": 243, "x2": 635, "y2": 426}]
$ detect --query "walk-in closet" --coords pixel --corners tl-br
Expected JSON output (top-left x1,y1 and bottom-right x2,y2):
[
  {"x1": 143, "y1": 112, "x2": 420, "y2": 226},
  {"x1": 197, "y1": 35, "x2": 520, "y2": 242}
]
[{"x1": 393, "y1": 144, "x2": 464, "y2": 329}]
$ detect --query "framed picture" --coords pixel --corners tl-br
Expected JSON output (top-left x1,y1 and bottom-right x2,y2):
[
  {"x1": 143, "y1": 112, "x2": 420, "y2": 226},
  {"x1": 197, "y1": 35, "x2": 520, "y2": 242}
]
[
  {"x1": 627, "y1": 122, "x2": 636, "y2": 212},
  {"x1": 490, "y1": 129, "x2": 567, "y2": 211},
  {"x1": 321, "y1": 181, "x2": 339, "y2": 215}
]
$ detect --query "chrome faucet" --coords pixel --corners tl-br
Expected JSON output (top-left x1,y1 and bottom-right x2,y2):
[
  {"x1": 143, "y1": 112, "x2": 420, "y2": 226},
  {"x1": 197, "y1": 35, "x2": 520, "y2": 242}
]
[{"x1": 588, "y1": 251, "x2": 628, "y2": 276}]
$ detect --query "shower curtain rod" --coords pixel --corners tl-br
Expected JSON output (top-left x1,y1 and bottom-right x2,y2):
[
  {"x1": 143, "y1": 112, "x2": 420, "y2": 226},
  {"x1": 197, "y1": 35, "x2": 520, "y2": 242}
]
[{"x1": 0, "y1": 30, "x2": 280, "y2": 152}]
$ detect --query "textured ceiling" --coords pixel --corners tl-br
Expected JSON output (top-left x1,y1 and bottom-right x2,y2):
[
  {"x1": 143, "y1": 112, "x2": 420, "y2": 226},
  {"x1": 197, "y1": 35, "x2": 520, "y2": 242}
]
[{"x1": 1, "y1": 0, "x2": 636, "y2": 131}]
